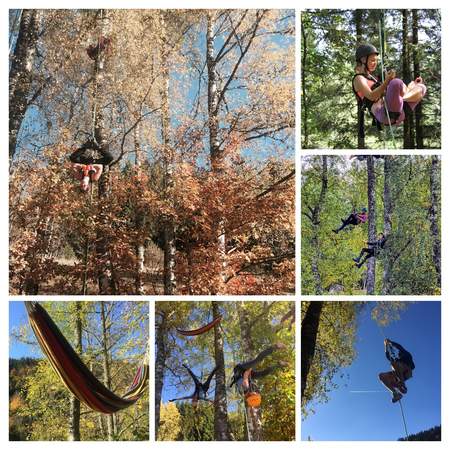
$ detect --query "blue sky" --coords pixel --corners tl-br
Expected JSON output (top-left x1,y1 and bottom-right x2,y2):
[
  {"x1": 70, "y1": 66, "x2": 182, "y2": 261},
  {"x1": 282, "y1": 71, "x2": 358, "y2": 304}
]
[{"x1": 302, "y1": 301, "x2": 441, "y2": 441}]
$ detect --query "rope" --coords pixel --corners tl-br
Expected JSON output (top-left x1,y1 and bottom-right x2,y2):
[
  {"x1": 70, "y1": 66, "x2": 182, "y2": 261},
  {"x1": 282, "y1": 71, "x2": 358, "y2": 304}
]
[
  {"x1": 378, "y1": 11, "x2": 396, "y2": 149},
  {"x1": 81, "y1": 180, "x2": 95, "y2": 295},
  {"x1": 399, "y1": 399, "x2": 409, "y2": 440},
  {"x1": 242, "y1": 397, "x2": 252, "y2": 441},
  {"x1": 91, "y1": 9, "x2": 104, "y2": 144}
]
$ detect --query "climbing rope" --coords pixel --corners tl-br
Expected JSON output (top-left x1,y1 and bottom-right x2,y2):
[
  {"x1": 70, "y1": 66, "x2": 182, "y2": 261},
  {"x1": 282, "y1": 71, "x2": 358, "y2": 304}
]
[
  {"x1": 399, "y1": 399, "x2": 409, "y2": 440},
  {"x1": 378, "y1": 11, "x2": 396, "y2": 149},
  {"x1": 91, "y1": 9, "x2": 104, "y2": 144},
  {"x1": 81, "y1": 181, "x2": 95, "y2": 294},
  {"x1": 242, "y1": 396, "x2": 252, "y2": 441}
]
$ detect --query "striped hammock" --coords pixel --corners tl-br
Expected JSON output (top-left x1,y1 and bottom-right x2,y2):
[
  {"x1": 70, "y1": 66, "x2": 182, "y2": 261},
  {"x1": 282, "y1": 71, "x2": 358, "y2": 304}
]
[{"x1": 25, "y1": 302, "x2": 148, "y2": 414}]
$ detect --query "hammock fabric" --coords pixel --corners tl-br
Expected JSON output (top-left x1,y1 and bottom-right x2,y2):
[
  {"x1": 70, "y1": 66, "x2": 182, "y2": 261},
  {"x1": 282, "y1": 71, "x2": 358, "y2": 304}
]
[
  {"x1": 25, "y1": 302, "x2": 148, "y2": 414},
  {"x1": 176, "y1": 315, "x2": 222, "y2": 336}
]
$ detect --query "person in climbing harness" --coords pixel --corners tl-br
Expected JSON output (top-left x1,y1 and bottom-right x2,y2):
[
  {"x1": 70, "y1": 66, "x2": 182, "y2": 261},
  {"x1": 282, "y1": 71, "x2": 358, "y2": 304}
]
[
  {"x1": 353, "y1": 44, "x2": 427, "y2": 127},
  {"x1": 353, "y1": 232, "x2": 387, "y2": 268},
  {"x1": 230, "y1": 343, "x2": 287, "y2": 408},
  {"x1": 333, "y1": 207, "x2": 368, "y2": 234},
  {"x1": 379, "y1": 338, "x2": 415, "y2": 403},
  {"x1": 169, "y1": 363, "x2": 218, "y2": 407},
  {"x1": 69, "y1": 139, "x2": 114, "y2": 192},
  {"x1": 86, "y1": 36, "x2": 111, "y2": 60}
]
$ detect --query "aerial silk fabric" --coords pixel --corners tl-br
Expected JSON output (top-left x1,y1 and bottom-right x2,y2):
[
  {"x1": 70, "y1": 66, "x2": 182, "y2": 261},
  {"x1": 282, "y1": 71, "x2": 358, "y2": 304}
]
[{"x1": 25, "y1": 302, "x2": 148, "y2": 414}]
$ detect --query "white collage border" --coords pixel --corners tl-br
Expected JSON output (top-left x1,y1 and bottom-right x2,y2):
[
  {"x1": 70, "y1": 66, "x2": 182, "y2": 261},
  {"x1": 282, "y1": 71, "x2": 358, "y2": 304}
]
[{"x1": 1, "y1": 1, "x2": 446, "y2": 448}]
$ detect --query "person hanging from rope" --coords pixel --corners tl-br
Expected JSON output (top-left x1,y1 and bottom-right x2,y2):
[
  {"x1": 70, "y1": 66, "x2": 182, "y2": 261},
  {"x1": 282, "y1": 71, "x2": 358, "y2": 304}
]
[
  {"x1": 86, "y1": 36, "x2": 111, "y2": 60},
  {"x1": 379, "y1": 338, "x2": 415, "y2": 403},
  {"x1": 333, "y1": 207, "x2": 368, "y2": 234},
  {"x1": 230, "y1": 343, "x2": 287, "y2": 408},
  {"x1": 353, "y1": 232, "x2": 387, "y2": 268},
  {"x1": 169, "y1": 363, "x2": 218, "y2": 407},
  {"x1": 353, "y1": 44, "x2": 427, "y2": 128},
  {"x1": 69, "y1": 139, "x2": 114, "y2": 192}
]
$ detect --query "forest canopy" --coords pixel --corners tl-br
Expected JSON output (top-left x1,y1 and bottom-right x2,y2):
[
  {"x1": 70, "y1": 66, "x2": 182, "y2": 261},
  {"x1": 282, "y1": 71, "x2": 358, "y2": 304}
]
[
  {"x1": 301, "y1": 9, "x2": 441, "y2": 149},
  {"x1": 301, "y1": 156, "x2": 441, "y2": 295}
]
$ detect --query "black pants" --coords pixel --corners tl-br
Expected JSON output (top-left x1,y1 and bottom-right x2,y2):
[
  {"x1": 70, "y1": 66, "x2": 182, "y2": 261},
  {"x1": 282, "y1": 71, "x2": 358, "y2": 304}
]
[
  {"x1": 334, "y1": 214, "x2": 359, "y2": 233},
  {"x1": 354, "y1": 247, "x2": 375, "y2": 267}
]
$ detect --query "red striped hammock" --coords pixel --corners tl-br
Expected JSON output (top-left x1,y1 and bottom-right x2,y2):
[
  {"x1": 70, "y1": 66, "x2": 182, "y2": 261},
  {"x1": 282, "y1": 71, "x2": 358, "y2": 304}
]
[{"x1": 25, "y1": 302, "x2": 148, "y2": 414}]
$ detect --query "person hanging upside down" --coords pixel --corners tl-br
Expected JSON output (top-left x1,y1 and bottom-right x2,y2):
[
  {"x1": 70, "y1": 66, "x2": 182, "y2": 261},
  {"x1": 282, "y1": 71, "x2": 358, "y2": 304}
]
[
  {"x1": 353, "y1": 44, "x2": 426, "y2": 126},
  {"x1": 230, "y1": 343, "x2": 287, "y2": 408},
  {"x1": 169, "y1": 363, "x2": 218, "y2": 407},
  {"x1": 69, "y1": 139, "x2": 114, "y2": 192},
  {"x1": 333, "y1": 208, "x2": 368, "y2": 234},
  {"x1": 379, "y1": 338, "x2": 415, "y2": 403},
  {"x1": 353, "y1": 233, "x2": 387, "y2": 268}
]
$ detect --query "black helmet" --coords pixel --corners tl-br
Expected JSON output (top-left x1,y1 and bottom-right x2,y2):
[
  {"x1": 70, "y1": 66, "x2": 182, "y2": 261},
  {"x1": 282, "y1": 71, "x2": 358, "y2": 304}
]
[{"x1": 355, "y1": 44, "x2": 379, "y2": 62}]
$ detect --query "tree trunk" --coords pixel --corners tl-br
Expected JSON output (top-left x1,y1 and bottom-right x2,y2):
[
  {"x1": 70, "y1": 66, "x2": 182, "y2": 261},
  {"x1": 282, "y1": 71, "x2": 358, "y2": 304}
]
[
  {"x1": 301, "y1": 301, "x2": 323, "y2": 400},
  {"x1": 354, "y1": 10, "x2": 365, "y2": 149},
  {"x1": 100, "y1": 302, "x2": 114, "y2": 441},
  {"x1": 68, "y1": 302, "x2": 82, "y2": 441},
  {"x1": 309, "y1": 156, "x2": 328, "y2": 294},
  {"x1": 237, "y1": 302, "x2": 262, "y2": 441},
  {"x1": 402, "y1": 10, "x2": 414, "y2": 149},
  {"x1": 92, "y1": 10, "x2": 116, "y2": 295},
  {"x1": 301, "y1": 20, "x2": 308, "y2": 148},
  {"x1": 366, "y1": 156, "x2": 376, "y2": 294},
  {"x1": 429, "y1": 156, "x2": 441, "y2": 286},
  {"x1": 382, "y1": 156, "x2": 394, "y2": 294},
  {"x1": 206, "y1": 13, "x2": 227, "y2": 293},
  {"x1": 412, "y1": 10, "x2": 424, "y2": 149},
  {"x1": 160, "y1": 11, "x2": 177, "y2": 295},
  {"x1": 133, "y1": 124, "x2": 146, "y2": 295},
  {"x1": 212, "y1": 301, "x2": 231, "y2": 440},
  {"x1": 155, "y1": 312, "x2": 168, "y2": 439},
  {"x1": 9, "y1": 9, "x2": 39, "y2": 164}
]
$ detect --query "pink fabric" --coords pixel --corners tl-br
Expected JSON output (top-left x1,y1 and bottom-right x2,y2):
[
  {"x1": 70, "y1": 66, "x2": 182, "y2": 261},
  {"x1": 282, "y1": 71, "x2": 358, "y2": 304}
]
[{"x1": 357, "y1": 213, "x2": 367, "y2": 223}]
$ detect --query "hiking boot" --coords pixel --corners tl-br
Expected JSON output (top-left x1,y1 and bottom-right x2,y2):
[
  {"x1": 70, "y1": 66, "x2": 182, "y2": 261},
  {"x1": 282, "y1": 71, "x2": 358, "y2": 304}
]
[{"x1": 392, "y1": 392, "x2": 403, "y2": 403}]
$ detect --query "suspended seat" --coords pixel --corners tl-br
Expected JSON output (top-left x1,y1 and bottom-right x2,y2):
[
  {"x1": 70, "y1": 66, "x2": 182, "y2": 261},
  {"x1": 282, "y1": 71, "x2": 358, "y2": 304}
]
[{"x1": 25, "y1": 302, "x2": 148, "y2": 414}]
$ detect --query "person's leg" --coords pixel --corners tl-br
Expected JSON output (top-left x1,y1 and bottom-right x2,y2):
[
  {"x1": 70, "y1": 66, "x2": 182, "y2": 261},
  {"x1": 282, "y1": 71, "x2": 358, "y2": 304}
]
[
  {"x1": 334, "y1": 214, "x2": 356, "y2": 233},
  {"x1": 356, "y1": 252, "x2": 373, "y2": 268},
  {"x1": 403, "y1": 79, "x2": 427, "y2": 110},
  {"x1": 379, "y1": 371, "x2": 403, "y2": 402},
  {"x1": 353, "y1": 247, "x2": 370, "y2": 263},
  {"x1": 384, "y1": 79, "x2": 406, "y2": 124},
  {"x1": 90, "y1": 164, "x2": 103, "y2": 182}
]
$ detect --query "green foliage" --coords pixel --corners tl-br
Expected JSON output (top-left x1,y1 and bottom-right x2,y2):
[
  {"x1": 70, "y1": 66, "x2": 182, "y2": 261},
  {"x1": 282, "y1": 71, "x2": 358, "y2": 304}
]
[
  {"x1": 158, "y1": 402, "x2": 182, "y2": 441},
  {"x1": 10, "y1": 301, "x2": 149, "y2": 441},
  {"x1": 301, "y1": 301, "x2": 361, "y2": 416},
  {"x1": 158, "y1": 301, "x2": 296, "y2": 441},
  {"x1": 177, "y1": 403, "x2": 215, "y2": 441},
  {"x1": 301, "y1": 156, "x2": 440, "y2": 295},
  {"x1": 301, "y1": 9, "x2": 441, "y2": 149}
]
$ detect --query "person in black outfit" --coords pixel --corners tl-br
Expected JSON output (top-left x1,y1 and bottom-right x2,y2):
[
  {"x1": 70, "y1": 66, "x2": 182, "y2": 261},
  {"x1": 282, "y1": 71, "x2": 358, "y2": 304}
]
[
  {"x1": 379, "y1": 339, "x2": 415, "y2": 403},
  {"x1": 333, "y1": 208, "x2": 368, "y2": 234},
  {"x1": 353, "y1": 233, "x2": 387, "y2": 268},
  {"x1": 230, "y1": 343, "x2": 287, "y2": 398},
  {"x1": 69, "y1": 139, "x2": 114, "y2": 192},
  {"x1": 169, "y1": 364, "x2": 218, "y2": 407}
]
